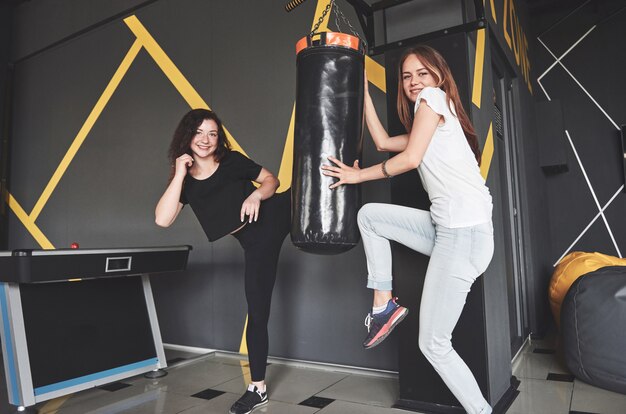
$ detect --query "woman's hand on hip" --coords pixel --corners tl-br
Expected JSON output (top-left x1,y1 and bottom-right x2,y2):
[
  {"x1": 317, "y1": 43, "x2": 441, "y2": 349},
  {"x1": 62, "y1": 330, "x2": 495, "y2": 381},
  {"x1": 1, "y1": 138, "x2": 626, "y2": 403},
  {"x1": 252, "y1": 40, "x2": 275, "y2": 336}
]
[
  {"x1": 241, "y1": 191, "x2": 262, "y2": 223},
  {"x1": 175, "y1": 154, "x2": 193, "y2": 177},
  {"x1": 321, "y1": 156, "x2": 361, "y2": 189}
]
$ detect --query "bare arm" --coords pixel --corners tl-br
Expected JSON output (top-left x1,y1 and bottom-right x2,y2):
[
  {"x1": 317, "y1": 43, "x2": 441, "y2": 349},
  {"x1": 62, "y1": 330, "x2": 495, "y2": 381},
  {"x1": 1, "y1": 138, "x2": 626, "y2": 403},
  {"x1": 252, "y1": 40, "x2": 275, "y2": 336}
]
[
  {"x1": 364, "y1": 76, "x2": 409, "y2": 153},
  {"x1": 323, "y1": 100, "x2": 441, "y2": 187},
  {"x1": 155, "y1": 154, "x2": 192, "y2": 227},
  {"x1": 240, "y1": 167, "x2": 279, "y2": 223}
]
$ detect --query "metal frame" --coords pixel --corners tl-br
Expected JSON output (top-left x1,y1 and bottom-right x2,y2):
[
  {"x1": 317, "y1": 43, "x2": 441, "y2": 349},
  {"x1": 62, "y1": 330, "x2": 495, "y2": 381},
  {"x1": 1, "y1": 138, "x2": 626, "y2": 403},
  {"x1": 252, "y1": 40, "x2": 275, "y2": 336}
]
[
  {"x1": 142, "y1": 274, "x2": 168, "y2": 370},
  {"x1": 343, "y1": 0, "x2": 486, "y2": 55},
  {"x1": 0, "y1": 283, "x2": 35, "y2": 407}
]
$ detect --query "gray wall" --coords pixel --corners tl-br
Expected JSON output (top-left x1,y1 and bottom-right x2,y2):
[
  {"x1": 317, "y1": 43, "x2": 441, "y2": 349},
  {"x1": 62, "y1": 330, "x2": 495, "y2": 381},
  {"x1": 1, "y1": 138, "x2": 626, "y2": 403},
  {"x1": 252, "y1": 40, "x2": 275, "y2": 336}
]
[
  {"x1": 7, "y1": 0, "x2": 399, "y2": 370},
  {"x1": 0, "y1": 0, "x2": 12, "y2": 250},
  {"x1": 528, "y1": 0, "x2": 626, "y2": 324}
]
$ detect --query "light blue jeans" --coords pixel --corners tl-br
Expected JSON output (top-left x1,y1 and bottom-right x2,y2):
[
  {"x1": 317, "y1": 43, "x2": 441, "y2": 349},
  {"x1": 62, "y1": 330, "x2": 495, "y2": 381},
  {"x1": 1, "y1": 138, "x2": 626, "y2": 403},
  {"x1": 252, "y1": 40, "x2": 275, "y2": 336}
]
[{"x1": 358, "y1": 203, "x2": 494, "y2": 414}]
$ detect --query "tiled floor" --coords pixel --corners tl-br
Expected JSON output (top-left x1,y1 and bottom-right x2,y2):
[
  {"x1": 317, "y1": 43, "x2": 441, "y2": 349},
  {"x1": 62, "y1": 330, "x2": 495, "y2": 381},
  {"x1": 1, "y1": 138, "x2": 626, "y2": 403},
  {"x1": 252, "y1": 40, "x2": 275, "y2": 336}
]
[
  {"x1": 507, "y1": 333, "x2": 626, "y2": 414},
  {"x1": 2, "y1": 333, "x2": 626, "y2": 414}
]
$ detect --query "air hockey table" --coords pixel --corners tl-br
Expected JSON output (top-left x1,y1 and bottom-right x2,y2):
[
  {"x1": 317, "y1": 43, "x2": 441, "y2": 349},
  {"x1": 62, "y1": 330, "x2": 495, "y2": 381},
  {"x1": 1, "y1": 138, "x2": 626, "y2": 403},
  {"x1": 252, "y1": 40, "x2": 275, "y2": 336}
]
[{"x1": 0, "y1": 245, "x2": 191, "y2": 410}]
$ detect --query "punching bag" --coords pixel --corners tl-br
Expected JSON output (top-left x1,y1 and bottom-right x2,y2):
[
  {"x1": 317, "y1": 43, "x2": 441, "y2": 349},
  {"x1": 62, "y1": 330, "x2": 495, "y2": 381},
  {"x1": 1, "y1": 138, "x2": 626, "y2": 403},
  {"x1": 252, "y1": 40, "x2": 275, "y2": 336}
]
[{"x1": 291, "y1": 32, "x2": 365, "y2": 255}]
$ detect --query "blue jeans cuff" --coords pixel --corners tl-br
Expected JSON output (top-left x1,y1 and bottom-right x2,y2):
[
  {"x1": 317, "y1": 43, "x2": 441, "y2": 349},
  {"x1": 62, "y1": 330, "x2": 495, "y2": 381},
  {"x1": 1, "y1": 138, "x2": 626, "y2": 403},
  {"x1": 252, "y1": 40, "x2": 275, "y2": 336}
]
[{"x1": 367, "y1": 278, "x2": 393, "y2": 291}]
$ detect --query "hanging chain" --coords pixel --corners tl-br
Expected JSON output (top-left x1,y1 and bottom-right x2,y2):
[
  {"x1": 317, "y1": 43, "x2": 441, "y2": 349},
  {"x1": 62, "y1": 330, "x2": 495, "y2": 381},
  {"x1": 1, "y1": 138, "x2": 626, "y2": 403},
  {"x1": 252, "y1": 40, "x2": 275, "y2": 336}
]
[
  {"x1": 310, "y1": 0, "x2": 335, "y2": 37},
  {"x1": 332, "y1": 1, "x2": 367, "y2": 46},
  {"x1": 309, "y1": 0, "x2": 366, "y2": 49}
]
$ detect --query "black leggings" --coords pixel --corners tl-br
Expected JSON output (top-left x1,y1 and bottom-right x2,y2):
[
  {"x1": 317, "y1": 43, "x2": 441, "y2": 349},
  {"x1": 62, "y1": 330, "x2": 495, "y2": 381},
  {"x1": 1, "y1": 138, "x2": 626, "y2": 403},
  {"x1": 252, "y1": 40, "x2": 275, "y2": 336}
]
[{"x1": 232, "y1": 189, "x2": 291, "y2": 381}]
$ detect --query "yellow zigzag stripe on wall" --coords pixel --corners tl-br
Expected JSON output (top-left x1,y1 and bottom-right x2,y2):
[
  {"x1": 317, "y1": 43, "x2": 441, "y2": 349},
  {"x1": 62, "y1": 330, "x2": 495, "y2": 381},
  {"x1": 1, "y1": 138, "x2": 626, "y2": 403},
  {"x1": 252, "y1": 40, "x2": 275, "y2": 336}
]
[
  {"x1": 471, "y1": 28, "x2": 486, "y2": 109},
  {"x1": 238, "y1": 312, "x2": 249, "y2": 356},
  {"x1": 30, "y1": 40, "x2": 142, "y2": 222},
  {"x1": 482, "y1": 0, "x2": 498, "y2": 21},
  {"x1": 489, "y1": 0, "x2": 498, "y2": 23},
  {"x1": 5, "y1": 40, "x2": 143, "y2": 249},
  {"x1": 123, "y1": 16, "x2": 246, "y2": 156},
  {"x1": 6, "y1": 193, "x2": 53, "y2": 249},
  {"x1": 276, "y1": 103, "x2": 297, "y2": 193},
  {"x1": 468, "y1": 27, "x2": 494, "y2": 180},
  {"x1": 366, "y1": 56, "x2": 386, "y2": 93}
]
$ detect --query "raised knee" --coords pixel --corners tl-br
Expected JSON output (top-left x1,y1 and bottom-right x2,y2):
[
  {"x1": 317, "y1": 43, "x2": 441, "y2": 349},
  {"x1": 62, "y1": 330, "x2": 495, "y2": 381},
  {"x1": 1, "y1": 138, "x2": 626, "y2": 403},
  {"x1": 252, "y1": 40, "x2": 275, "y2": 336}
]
[{"x1": 357, "y1": 203, "x2": 376, "y2": 229}]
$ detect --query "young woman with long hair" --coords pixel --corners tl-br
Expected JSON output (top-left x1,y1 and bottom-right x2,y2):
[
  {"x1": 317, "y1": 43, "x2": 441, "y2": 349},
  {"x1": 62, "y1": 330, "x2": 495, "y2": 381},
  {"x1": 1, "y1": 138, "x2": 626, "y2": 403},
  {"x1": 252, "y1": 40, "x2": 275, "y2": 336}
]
[{"x1": 322, "y1": 45, "x2": 494, "y2": 414}]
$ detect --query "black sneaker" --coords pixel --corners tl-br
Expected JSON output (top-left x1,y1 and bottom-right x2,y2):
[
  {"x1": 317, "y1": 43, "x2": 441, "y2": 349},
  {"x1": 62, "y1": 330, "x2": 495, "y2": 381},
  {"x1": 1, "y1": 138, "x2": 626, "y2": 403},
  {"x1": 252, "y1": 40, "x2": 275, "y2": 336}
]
[
  {"x1": 229, "y1": 384, "x2": 268, "y2": 414},
  {"x1": 363, "y1": 297, "x2": 408, "y2": 349}
]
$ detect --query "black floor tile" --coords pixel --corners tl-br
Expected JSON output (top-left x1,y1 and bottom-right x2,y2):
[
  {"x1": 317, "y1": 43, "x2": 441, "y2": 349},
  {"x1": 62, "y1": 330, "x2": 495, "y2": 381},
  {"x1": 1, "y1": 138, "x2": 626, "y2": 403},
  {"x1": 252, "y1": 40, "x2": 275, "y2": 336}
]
[
  {"x1": 547, "y1": 373, "x2": 575, "y2": 382},
  {"x1": 191, "y1": 388, "x2": 226, "y2": 401},
  {"x1": 98, "y1": 382, "x2": 132, "y2": 392},
  {"x1": 299, "y1": 396, "x2": 335, "y2": 408}
]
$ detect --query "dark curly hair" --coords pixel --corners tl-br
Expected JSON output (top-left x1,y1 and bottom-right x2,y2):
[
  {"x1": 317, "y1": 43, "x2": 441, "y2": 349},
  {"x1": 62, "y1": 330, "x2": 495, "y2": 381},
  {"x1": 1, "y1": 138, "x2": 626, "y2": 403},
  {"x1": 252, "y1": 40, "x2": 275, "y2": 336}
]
[{"x1": 168, "y1": 109, "x2": 231, "y2": 178}]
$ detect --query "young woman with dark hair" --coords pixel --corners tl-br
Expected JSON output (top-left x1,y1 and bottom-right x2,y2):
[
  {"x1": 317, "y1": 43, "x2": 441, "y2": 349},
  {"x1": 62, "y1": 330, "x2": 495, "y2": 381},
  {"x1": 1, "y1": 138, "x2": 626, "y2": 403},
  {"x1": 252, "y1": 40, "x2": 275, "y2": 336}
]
[
  {"x1": 155, "y1": 109, "x2": 290, "y2": 414},
  {"x1": 322, "y1": 45, "x2": 494, "y2": 414}
]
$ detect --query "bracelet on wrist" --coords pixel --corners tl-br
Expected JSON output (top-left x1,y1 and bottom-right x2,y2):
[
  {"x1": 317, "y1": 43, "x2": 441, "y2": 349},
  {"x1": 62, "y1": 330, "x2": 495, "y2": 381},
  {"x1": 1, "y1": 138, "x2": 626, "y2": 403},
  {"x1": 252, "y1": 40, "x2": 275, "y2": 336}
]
[{"x1": 381, "y1": 159, "x2": 393, "y2": 178}]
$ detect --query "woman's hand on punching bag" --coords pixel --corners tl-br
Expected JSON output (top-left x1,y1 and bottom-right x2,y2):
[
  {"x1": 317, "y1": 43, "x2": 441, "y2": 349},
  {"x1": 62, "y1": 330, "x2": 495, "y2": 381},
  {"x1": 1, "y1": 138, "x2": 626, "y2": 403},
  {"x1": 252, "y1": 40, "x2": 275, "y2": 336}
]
[
  {"x1": 322, "y1": 156, "x2": 361, "y2": 189},
  {"x1": 175, "y1": 154, "x2": 194, "y2": 177},
  {"x1": 241, "y1": 191, "x2": 262, "y2": 223}
]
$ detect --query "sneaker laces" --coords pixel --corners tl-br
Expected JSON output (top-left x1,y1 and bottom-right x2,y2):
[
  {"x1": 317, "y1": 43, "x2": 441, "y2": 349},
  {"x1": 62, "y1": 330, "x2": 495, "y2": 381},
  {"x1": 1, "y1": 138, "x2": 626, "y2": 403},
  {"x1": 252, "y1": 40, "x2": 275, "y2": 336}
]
[
  {"x1": 365, "y1": 298, "x2": 401, "y2": 332},
  {"x1": 364, "y1": 313, "x2": 372, "y2": 332}
]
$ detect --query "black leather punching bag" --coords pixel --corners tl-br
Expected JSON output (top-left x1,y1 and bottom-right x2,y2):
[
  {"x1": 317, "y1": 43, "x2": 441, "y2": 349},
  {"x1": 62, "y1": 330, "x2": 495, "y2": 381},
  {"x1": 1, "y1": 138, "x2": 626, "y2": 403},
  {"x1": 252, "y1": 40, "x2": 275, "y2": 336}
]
[{"x1": 291, "y1": 32, "x2": 365, "y2": 255}]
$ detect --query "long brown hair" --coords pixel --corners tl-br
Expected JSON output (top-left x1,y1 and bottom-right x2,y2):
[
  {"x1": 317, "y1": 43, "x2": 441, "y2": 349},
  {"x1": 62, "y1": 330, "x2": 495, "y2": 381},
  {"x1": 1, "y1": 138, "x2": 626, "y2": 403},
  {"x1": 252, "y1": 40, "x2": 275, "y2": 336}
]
[
  {"x1": 396, "y1": 45, "x2": 481, "y2": 165},
  {"x1": 167, "y1": 109, "x2": 231, "y2": 178}
]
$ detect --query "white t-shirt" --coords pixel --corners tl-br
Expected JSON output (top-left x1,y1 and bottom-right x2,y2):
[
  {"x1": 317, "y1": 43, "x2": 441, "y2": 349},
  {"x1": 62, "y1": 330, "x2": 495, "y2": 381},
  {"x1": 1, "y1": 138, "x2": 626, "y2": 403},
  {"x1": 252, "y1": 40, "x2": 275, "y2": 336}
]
[{"x1": 414, "y1": 87, "x2": 492, "y2": 228}]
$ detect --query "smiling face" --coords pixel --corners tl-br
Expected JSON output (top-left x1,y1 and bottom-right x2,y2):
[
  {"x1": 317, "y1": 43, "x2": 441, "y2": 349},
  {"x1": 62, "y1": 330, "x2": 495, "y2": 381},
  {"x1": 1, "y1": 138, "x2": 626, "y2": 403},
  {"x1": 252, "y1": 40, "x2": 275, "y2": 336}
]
[
  {"x1": 401, "y1": 54, "x2": 440, "y2": 103},
  {"x1": 190, "y1": 119, "x2": 219, "y2": 159}
]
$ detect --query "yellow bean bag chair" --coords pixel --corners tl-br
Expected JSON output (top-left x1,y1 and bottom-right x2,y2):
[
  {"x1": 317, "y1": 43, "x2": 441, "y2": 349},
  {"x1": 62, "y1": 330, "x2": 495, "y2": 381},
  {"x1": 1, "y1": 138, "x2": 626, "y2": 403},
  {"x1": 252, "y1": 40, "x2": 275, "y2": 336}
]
[{"x1": 549, "y1": 251, "x2": 626, "y2": 326}]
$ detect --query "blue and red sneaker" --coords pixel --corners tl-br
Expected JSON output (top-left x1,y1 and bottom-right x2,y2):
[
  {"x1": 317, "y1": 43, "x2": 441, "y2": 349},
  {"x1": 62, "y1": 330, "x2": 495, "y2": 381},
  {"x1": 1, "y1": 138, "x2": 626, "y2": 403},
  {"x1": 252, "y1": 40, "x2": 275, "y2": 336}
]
[{"x1": 363, "y1": 297, "x2": 408, "y2": 349}]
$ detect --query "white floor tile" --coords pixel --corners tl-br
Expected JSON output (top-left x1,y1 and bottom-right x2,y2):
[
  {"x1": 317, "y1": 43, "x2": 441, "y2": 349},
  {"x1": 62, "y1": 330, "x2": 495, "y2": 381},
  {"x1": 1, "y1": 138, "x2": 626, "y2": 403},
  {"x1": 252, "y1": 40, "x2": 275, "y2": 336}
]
[
  {"x1": 316, "y1": 374, "x2": 399, "y2": 408},
  {"x1": 513, "y1": 353, "x2": 556, "y2": 380},
  {"x1": 570, "y1": 379, "x2": 626, "y2": 414},
  {"x1": 214, "y1": 363, "x2": 348, "y2": 404},
  {"x1": 317, "y1": 399, "x2": 418, "y2": 413},
  {"x1": 57, "y1": 387, "x2": 205, "y2": 414},
  {"x1": 507, "y1": 378, "x2": 572, "y2": 414},
  {"x1": 182, "y1": 392, "x2": 320, "y2": 414}
]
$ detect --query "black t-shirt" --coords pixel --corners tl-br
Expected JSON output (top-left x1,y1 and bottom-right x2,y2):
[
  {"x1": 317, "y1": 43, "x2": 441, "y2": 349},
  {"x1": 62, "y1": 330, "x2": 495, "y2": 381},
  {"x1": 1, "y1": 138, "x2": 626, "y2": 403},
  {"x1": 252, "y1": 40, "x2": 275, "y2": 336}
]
[{"x1": 181, "y1": 150, "x2": 262, "y2": 241}]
